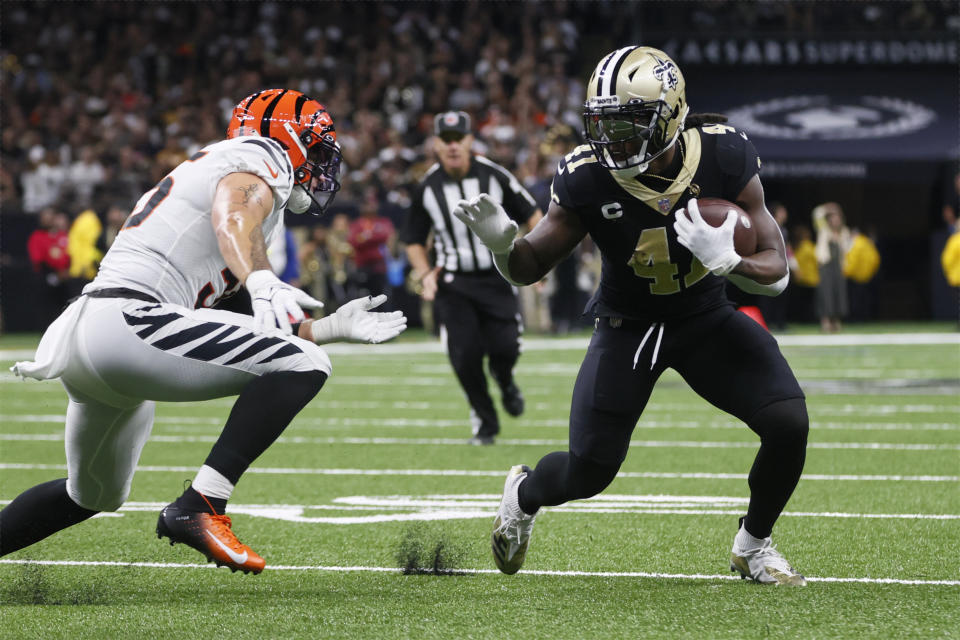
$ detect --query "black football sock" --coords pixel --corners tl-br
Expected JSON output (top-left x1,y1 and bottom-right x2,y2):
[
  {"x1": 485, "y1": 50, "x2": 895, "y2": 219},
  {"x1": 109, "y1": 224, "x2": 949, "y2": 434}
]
[
  {"x1": 202, "y1": 370, "x2": 327, "y2": 485},
  {"x1": 744, "y1": 398, "x2": 809, "y2": 538},
  {"x1": 0, "y1": 478, "x2": 98, "y2": 556},
  {"x1": 517, "y1": 451, "x2": 620, "y2": 515},
  {"x1": 173, "y1": 485, "x2": 227, "y2": 515}
]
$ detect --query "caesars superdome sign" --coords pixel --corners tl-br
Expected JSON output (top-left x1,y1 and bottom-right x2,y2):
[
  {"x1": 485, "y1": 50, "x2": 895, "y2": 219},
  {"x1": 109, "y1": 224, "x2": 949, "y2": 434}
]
[
  {"x1": 660, "y1": 37, "x2": 957, "y2": 66},
  {"x1": 658, "y1": 37, "x2": 958, "y2": 165}
]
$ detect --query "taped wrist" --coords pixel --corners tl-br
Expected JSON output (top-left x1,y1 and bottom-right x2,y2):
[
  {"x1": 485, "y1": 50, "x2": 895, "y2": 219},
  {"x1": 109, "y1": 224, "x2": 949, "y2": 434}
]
[
  {"x1": 310, "y1": 314, "x2": 344, "y2": 343},
  {"x1": 245, "y1": 269, "x2": 279, "y2": 292},
  {"x1": 708, "y1": 251, "x2": 742, "y2": 276}
]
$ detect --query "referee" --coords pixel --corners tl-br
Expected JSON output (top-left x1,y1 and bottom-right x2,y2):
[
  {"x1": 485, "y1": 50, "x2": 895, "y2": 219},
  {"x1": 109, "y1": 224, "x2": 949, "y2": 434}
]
[{"x1": 402, "y1": 111, "x2": 542, "y2": 445}]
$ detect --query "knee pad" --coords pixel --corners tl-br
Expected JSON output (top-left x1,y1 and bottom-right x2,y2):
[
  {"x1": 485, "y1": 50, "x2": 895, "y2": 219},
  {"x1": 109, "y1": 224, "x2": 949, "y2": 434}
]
[
  {"x1": 750, "y1": 398, "x2": 809, "y2": 447},
  {"x1": 567, "y1": 452, "x2": 621, "y2": 500},
  {"x1": 287, "y1": 339, "x2": 333, "y2": 376},
  {"x1": 66, "y1": 475, "x2": 129, "y2": 512}
]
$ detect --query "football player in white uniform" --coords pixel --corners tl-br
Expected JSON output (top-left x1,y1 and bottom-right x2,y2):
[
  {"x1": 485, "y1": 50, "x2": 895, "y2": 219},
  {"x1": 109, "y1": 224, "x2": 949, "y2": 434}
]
[{"x1": 2, "y1": 89, "x2": 407, "y2": 574}]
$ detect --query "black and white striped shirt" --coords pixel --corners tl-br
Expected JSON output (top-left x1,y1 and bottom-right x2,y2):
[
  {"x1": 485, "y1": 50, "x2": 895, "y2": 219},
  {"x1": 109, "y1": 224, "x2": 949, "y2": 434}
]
[{"x1": 401, "y1": 156, "x2": 538, "y2": 273}]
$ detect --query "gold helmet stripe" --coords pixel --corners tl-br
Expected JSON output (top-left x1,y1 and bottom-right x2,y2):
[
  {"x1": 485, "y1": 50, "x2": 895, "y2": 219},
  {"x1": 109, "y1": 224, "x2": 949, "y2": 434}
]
[{"x1": 598, "y1": 46, "x2": 637, "y2": 97}]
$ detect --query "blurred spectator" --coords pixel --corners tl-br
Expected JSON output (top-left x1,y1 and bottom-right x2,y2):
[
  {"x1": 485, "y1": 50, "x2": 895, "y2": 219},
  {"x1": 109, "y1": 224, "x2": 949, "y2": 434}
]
[
  {"x1": 298, "y1": 225, "x2": 332, "y2": 306},
  {"x1": 67, "y1": 146, "x2": 106, "y2": 208},
  {"x1": 326, "y1": 213, "x2": 357, "y2": 309},
  {"x1": 348, "y1": 187, "x2": 396, "y2": 299},
  {"x1": 268, "y1": 228, "x2": 301, "y2": 286},
  {"x1": 941, "y1": 220, "x2": 960, "y2": 287},
  {"x1": 21, "y1": 146, "x2": 66, "y2": 214},
  {"x1": 943, "y1": 170, "x2": 960, "y2": 229},
  {"x1": 814, "y1": 202, "x2": 852, "y2": 333},
  {"x1": 789, "y1": 225, "x2": 819, "y2": 324},
  {"x1": 99, "y1": 203, "x2": 130, "y2": 253},
  {"x1": 844, "y1": 226, "x2": 881, "y2": 322},
  {"x1": 0, "y1": 163, "x2": 19, "y2": 211},
  {"x1": 26, "y1": 206, "x2": 71, "y2": 324},
  {"x1": 66, "y1": 207, "x2": 103, "y2": 292}
]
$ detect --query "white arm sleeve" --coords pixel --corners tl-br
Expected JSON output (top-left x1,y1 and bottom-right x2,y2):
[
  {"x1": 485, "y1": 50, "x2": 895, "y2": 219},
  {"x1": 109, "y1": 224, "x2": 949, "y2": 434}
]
[
  {"x1": 726, "y1": 270, "x2": 790, "y2": 297},
  {"x1": 492, "y1": 244, "x2": 524, "y2": 286}
]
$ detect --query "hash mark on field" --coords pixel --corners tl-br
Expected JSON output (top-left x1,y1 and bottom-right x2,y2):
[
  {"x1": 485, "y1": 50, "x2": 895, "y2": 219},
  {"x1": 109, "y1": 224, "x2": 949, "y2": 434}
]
[
  {"x1": 0, "y1": 463, "x2": 956, "y2": 482},
  {"x1": 1, "y1": 559, "x2": 957, "y2": 586}
]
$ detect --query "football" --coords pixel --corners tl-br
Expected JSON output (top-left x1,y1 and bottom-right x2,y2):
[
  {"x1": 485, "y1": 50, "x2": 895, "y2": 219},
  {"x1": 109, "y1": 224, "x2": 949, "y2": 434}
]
[{"x1": 682, "y1": 198, "x2": 757, "y2": 256}]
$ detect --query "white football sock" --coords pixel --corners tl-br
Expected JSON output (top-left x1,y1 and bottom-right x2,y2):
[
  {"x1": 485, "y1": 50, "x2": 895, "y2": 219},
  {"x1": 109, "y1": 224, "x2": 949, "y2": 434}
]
[
  {"x1": 733, "y1": 523, "x2": 769, "y2": 554},
  {"x1": 192, "y1": 465, "x2": 235, "y2": 501}
]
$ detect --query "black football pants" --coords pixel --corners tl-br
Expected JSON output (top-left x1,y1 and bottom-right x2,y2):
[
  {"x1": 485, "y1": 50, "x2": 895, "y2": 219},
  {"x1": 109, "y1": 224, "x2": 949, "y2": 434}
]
[
  {"x1": 434, "y1": 271, "x2": 522, "y2": 438},
  {"x1": 518, "y1": 304, "x2": 808, "y2": 538}
]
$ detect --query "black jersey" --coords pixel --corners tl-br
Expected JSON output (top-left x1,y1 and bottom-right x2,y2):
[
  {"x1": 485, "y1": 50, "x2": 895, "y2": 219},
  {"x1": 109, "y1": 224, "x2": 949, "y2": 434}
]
[
  {"x1": 402, "y1": 156, "x2": 538, "y2": 274},
  {"x1": 551, "y1": 124, "x2": 761, "y2": 320}
]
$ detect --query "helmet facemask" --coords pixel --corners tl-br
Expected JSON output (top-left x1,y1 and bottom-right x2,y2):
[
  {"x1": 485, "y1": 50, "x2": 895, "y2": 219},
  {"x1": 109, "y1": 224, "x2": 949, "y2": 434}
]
[
  {"x1": 285, "y1": 122, "x2": 342, "y2": 215},
  {"x1": 584, "y1": 99, "x2": 675, "y2": 172},
  {"x1": 582, "y1": 47, "x2": 688, "y2": 176}
]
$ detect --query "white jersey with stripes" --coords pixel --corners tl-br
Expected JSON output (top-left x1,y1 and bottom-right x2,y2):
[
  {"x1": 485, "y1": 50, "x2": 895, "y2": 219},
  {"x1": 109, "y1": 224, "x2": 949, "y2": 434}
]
[{"x1": 86, "y1": 136, "x2": 294, "y2": 309}]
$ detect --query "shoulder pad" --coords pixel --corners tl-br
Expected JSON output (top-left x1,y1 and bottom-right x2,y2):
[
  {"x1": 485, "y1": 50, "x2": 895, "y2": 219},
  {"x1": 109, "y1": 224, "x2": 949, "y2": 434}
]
[
  {"x1": 211, "y1": 137, "x2": 295, "y2": 194},
  {"x1": 552, "y1": 145, "x2": 601, "y2": 209}
]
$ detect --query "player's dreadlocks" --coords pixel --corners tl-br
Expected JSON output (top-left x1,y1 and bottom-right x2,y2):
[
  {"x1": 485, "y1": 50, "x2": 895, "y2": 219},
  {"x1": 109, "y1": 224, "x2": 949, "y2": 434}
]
[{"x1": 685, "y1": 113, "x2": 729, "y2": 129}]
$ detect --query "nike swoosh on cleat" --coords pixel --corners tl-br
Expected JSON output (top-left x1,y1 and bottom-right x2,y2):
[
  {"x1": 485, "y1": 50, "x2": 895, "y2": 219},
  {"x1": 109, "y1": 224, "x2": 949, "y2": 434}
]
[
  {"x1": 205, "y1": 530, "x2": 249, "y2": 565},
  {"x1": 263, "y1": 160, "x2": 279, "y2": 179}
]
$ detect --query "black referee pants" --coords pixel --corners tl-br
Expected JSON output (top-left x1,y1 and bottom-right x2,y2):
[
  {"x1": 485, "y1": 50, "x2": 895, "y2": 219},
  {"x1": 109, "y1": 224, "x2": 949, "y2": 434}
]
[{"x1": 434, "y1": 271, "x2": 522, "y2": 437}]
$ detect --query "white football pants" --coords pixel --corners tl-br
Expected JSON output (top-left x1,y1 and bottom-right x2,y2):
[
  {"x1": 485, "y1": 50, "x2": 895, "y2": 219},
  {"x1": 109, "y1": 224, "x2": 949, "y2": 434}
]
[{"x1": 22, "y1": 296, "x2": 331, "y2": 511}]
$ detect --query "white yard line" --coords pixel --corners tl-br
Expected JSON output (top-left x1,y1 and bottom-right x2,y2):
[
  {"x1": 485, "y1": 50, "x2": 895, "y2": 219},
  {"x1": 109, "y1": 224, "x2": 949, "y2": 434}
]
[
  {"x1": 2, "y1": 398, "x2": 958, "y2": 415},
  {"x1": 0, "y1": 331, "x2": 957, "y2": 362},
  {"x1": 3, "y1": 414, "x2": 959, "y2": 433},
  {"x1": 0, "y1": 558, "x2": 956, "y2": 586},
  {"x1": 1, "y1": 431, "x2": 958, "y2": 450},
  {"x1": 0, "y1": 462, "x2": 955, "y2": 482}
]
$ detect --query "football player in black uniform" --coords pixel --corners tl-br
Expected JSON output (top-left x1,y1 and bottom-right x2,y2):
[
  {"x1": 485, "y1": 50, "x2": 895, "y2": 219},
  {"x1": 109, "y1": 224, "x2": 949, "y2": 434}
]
[{"x1": 453, "y1": 47, "x2": 808, "y2": 585}]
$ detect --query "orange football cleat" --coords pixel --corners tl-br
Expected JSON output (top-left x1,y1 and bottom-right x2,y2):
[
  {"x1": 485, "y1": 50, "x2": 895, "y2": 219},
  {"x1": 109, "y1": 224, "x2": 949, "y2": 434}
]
[{"x1": 157, "y1": 503, "x2": 265, "y2": 574}]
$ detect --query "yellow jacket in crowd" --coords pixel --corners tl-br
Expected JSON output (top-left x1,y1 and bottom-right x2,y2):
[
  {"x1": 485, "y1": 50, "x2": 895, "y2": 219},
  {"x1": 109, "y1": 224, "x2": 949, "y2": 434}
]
[
  {"x1": 942, "y1": 230, "x2": 960, "y2": 287},
  {"x1": 792, "y1": 238, "x2": 820, "y2": 287},
  {"x1": 67, "y1": 209, "x2": 103, "y2": 280},
  {"x1": 843, "y1": 233, "x2": 881, "y2": 284}
]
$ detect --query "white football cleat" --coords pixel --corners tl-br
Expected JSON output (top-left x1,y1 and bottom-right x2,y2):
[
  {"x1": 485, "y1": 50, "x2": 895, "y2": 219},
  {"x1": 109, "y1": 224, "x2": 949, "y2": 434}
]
[
  {"x1": 731, "y1": 538, "x2": 807, "y2": 586},
  {"x1": 491, "y1": 465, "x2": 536, "y2": 575}
]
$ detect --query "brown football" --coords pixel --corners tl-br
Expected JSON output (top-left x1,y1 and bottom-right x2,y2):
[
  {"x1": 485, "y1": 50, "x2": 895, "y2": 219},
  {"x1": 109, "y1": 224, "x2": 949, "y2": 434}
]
[{"x1": 682, "y1": 197, "x2": 757, "y2": 256}]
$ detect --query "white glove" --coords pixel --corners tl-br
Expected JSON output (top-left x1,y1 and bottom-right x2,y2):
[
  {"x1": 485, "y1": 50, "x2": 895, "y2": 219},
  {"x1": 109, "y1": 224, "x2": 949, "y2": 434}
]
[
  {"x1": 245, "y1": 269, "x2": 324, "y2": 335},
  {"x1": 673, "y1": 199, "x2": 742, "y2": 276},
  {"x1": 452, "y1": 194, "x2": 518, "y2": 255},
  {"x1": 310, "y1": 294, "x2": 407, "y2": 344}
]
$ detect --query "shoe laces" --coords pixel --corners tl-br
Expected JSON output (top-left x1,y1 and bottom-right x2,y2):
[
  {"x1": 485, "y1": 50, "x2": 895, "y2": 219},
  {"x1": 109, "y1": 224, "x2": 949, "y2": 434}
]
[
  {"x1": 206, "y1": 514, "x2": 244, "y2": 550},
  {"x1": 748, "y1": 542, "x2": 795, "y2": 574},
  {"x1": 495, "y1": 507, "x2": 534, "y2": 545}
]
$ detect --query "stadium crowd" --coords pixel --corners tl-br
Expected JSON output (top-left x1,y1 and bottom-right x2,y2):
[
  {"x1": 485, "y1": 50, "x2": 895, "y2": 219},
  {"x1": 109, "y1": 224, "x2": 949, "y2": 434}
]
[{"x1": 2, "y1": 1, "x2": 953, "y2": 331}]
